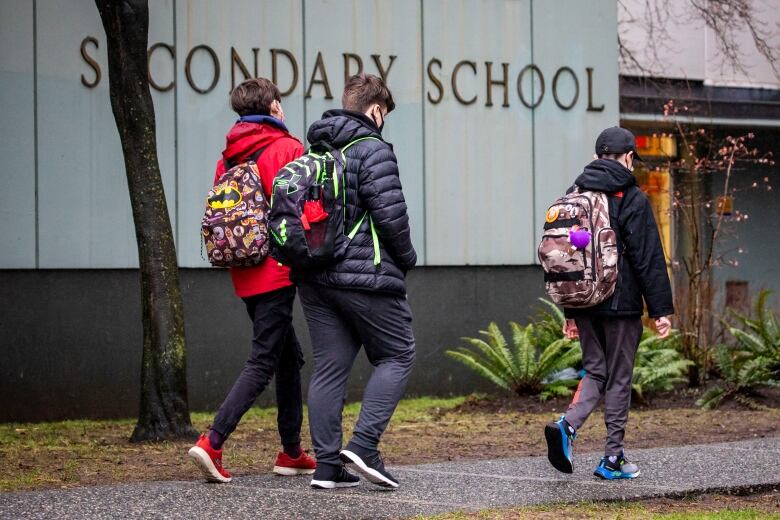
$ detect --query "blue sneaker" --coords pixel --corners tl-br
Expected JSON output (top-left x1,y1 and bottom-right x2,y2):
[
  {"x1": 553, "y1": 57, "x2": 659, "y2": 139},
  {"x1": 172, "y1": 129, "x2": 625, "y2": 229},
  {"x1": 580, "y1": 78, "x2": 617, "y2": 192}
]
[
  {"x1": 593, "y1": 453, "x2": 641, "y2": 480},
  {"x1": 544, "y1": 416, "x2": 576, "y2": 473}
]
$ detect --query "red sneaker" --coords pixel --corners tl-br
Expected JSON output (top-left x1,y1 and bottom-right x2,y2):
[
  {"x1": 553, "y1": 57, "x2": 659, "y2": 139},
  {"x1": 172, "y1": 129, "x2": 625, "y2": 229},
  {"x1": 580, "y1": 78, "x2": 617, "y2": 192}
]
[
  {"x1": 188, "y1": 434, "x2": 232, "y2": 483},
  {"x1": 273, "y1": 450, "x2": 317, "y2": 476}
]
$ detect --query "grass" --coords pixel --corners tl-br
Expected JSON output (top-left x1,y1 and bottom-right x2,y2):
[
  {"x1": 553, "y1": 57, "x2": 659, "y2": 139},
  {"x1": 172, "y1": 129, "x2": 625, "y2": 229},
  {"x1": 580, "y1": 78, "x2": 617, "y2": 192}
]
[
  {"x1": 421, "y1": 508, "x2": 777, "y2": 519},
  {"x1": 415, "y1": 491, "x2": 780, "y2": 519}
]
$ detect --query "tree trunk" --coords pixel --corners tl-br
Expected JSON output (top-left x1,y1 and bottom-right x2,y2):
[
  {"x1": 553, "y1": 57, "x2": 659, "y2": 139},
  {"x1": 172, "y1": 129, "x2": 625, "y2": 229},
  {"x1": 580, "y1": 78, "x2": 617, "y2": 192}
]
[{"x1": 95, "y1": 0, "x2": 197, "y2": 442}]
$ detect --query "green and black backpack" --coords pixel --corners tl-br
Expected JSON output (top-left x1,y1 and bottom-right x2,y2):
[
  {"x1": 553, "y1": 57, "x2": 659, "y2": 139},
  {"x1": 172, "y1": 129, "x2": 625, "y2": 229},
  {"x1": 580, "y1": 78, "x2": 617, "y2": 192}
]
[{"x1": 268, "y1": 137, "x2": 381, "y2": 270}]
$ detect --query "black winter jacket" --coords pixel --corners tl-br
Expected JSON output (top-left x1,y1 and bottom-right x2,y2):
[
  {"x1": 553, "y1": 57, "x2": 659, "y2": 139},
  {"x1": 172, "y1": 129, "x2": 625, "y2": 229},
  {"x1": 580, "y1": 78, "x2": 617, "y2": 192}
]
[
  {"x1": 295, "y1": 109, "x2": 417, "y2": 295},
  {"x1": 564, "y1": 159, "x2": 674, "y2": 319}
]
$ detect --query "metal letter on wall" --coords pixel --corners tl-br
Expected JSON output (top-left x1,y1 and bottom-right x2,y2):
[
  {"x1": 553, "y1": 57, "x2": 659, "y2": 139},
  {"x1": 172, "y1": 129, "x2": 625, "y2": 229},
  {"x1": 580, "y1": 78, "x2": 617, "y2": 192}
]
[
  {"x1": 185, "y1": 44, "x2": 220, "y2": 94},
  {"x1": 230, "y1": 47, "x2": 253, "y2": 91},
  {"x1": 305, "y1": 51, "x2": 333, "y2": 99},
  {"x1": 516, "y1": 64, "x2": 544, "y2": 109},
  {"x1": 552, "y1": 66, "x2": 579, "y2": 110},
  {"x1": 343, "y1": 52, "x2": 363, "y2": 83},
  {"x1": 451, "y1": 60, "x2": 478, "y2": 105},
  {"x1": 271, "y1": 49, "x2": 299, "y2": 96},
  {"x1": 485, "y1": 62, "x2": 510, "y2": 107},
  {"x1": 371, "y1": 54, "x2": 397, "y2": 83},
  {"x1": 80, "y1": 36, "x2": 101, "y2": 88},
  {"x1": 586, "y1": 67, "x2": 605, "y2": 112},
  {"x1": 147, "y1": 42, "x2": 175, "y2": 92},
  {"x1": 426, "y1": 58, "x2": 444, "y2": 104}
]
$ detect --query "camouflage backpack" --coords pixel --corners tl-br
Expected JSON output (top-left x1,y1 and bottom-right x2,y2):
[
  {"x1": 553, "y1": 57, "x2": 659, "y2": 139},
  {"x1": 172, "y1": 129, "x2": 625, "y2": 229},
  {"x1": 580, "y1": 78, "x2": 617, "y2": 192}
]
[
  {"x1": 201, "y1": 148, "x2": 270, "y2": 267},
  {"x1": 537, "y1": 187, "x2": 619, "y2": 308}
]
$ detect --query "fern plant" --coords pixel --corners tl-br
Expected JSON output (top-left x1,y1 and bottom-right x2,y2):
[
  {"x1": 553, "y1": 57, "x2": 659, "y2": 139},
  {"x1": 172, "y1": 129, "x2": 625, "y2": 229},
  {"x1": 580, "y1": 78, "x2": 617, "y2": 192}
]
[
  {"x1": 696, "y1": 345, "x2": 780, "y2": 410},
  {"x1": 528, "y1": 298, "x2": 568, "y2": 350},
  {"x1": 697, "y1": 290, "x2": 780, "y2": 410},
  {"x1": 728, "y1": 289, "x2": 780, "y2": 373},
  {"x1": 631, "y1": 330, "x2": 692, "y2": 402},
  {"x1": 445, "y1": 300, "x2": 581, "y2": 400}
]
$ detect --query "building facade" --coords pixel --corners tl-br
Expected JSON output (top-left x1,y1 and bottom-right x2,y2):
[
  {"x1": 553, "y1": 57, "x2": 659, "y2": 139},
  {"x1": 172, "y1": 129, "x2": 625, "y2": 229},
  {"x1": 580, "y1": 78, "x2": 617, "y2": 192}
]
[{"x1": 1, "y1": 0, "x2": 776, "y2": 421}]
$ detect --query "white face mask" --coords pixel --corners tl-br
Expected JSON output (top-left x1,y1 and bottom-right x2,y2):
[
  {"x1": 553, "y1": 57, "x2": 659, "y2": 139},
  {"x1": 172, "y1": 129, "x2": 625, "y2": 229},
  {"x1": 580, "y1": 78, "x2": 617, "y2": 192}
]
[{"x1": 271, "y1": 100, "x2": 285, "y2": 122}]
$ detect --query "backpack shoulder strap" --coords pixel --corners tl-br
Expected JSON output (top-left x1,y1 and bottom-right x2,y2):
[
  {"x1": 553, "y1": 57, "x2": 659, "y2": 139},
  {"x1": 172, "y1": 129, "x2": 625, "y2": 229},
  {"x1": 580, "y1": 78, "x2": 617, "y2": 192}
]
[
  {"x1": 222, "y1": 143, "x2": 271, "y2": 171},
  {"x1": 341, "y1": 136, "x2": 381, "y2": 153},
  {"x1": 340, "y1": 136, "x2": 383, "y2": 266}
]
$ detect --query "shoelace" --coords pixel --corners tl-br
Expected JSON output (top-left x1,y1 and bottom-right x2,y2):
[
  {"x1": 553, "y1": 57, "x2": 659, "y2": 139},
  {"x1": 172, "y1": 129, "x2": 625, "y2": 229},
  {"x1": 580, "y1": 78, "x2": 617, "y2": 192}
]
[{"x1": 374, "y1": 451, "x2": 387, "y2": 471}]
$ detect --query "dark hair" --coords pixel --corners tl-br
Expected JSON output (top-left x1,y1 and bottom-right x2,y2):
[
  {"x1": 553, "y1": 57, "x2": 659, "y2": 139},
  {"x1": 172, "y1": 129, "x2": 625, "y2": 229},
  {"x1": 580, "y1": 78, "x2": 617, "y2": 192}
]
[
  {"x1": 230, "y1": 78, "x2": 281, "y2": 116},
  {"x1": 342, "y1": 73, "x2": 396, "y2": 114}
]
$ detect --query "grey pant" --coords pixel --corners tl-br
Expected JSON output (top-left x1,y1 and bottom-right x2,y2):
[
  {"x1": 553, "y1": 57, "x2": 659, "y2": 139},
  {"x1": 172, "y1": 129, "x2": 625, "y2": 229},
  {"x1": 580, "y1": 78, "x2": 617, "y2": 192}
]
[
  {"x1": 564, "y1": 316, "x2": 643, "y2": 456},
  {"x1": 298, "y1": 283, "x2": 416, "y2": 467}
]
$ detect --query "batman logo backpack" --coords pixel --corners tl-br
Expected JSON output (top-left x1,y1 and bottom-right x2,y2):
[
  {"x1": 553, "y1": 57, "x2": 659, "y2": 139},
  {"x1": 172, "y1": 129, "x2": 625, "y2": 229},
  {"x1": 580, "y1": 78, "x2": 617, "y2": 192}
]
[
  {"x1": 268, "y1": 137, "x2": 381, "y2": 271},
  {"x1": 537, "y1": 186, "x2": 619, "y2": 307},
  {"x1": 201, "y1": 147, "x2": 270, "y2": 267}
]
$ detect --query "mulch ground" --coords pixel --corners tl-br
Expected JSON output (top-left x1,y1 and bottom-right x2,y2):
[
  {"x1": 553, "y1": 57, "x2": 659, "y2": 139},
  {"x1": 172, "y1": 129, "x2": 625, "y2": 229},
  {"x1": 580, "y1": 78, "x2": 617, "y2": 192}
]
[{"x1": 389, "y1": 391, "x2": 780, "y2": 464}]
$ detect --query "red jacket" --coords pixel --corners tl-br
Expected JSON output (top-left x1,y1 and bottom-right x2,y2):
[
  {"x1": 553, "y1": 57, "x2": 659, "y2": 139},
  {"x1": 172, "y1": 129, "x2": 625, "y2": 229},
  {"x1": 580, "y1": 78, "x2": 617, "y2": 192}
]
[{"x1": 214, "y1": 118, "x2": 304, "y2": 298}]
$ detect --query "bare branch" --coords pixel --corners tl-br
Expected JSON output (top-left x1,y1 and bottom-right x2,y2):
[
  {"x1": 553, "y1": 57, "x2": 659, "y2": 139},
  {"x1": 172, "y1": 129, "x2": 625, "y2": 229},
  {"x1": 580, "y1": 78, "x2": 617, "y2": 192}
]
[{"x1": 619, "y1": 0, "x2": 780, "y2": 79}]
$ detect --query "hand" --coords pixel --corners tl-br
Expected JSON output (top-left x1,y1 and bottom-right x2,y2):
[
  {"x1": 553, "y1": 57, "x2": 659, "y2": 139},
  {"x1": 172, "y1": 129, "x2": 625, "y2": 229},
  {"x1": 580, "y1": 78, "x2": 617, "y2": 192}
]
[
  {"x1": 562, "y1": 319, "x2": 579, "y2": 340},
  {"x1": 654, "y1": 316, "x2": 672, "y2": 338}
]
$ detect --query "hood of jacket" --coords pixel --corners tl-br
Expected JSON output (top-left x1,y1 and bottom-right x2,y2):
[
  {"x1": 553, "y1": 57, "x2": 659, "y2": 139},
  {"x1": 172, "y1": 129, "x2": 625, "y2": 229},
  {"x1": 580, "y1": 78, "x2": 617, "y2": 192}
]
[
  {"x1": 574, "y1": 159, "x2": 637, "y2": 193},
  {"x1": 221, "y1": 116, "x2": 295, "y2": 164},
  {"x1": 306, "y1": 109, "x2": 383, "y2": 149}
]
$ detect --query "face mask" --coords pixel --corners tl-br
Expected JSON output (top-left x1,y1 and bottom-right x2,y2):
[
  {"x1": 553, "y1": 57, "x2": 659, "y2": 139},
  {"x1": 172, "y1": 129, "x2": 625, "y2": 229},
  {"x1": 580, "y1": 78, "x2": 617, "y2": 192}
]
[
  {"x1": 272, "y1": 100, "x2": 285, "y2": 122},
  {"x1": 372, "y1": 106, "x2": 384, "y2": 133}
]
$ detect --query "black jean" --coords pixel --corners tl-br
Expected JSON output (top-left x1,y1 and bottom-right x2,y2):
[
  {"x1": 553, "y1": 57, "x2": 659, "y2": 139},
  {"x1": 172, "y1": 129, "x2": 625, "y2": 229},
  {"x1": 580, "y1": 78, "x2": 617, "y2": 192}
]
[{"x1": 211, "y1": 286, "x2": 304, "y2": 446}]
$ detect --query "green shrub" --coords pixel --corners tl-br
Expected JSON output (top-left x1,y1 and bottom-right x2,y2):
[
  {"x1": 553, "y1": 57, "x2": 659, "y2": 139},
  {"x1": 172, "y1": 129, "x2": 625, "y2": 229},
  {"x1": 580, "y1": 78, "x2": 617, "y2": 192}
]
[
  {"x1": 697, "y1": 290, "x2": 780, "y2": 410},
  {"x1": 631, "y1": 329, "x2": 692, "y2": 402},
  {"x1": 445, "y1": 300, "x2": 581, "y2": 401}
]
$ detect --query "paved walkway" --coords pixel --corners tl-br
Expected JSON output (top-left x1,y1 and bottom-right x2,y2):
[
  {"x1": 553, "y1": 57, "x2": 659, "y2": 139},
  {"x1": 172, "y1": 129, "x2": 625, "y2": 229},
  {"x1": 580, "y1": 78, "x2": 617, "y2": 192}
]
[{"x1": 2, "y1": 437, "x2": 779, "y2": 519}]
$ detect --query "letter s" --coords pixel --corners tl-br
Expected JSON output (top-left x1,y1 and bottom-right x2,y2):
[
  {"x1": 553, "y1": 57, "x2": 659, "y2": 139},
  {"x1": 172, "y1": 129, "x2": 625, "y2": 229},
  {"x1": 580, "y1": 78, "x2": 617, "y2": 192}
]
[
  {"x1": 80, "y1": 36, "x2": 101, "y2": 88},
  {"x1": 427, "y1": 58, "x2": 443, "y2": 104}
]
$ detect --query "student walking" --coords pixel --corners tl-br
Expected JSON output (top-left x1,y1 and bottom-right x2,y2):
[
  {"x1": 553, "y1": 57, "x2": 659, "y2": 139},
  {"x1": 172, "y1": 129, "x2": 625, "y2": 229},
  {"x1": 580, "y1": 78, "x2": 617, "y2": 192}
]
[
  {"x1": 541, "y1": 127, "x2": 674, "y2": 480},
  {"x1": 296, "y1": 74, "x2": 417, "y2": 490},
  {"x1": 188, "y1": 78, "x2": 316, "y2": 483}
]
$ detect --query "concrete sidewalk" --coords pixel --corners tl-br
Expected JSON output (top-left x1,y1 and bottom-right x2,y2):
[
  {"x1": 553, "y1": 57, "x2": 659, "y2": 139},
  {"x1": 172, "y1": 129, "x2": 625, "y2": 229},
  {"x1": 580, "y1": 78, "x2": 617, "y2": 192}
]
[{"x1": 2, "y1": 437, "x2": 778, "y2": 519}]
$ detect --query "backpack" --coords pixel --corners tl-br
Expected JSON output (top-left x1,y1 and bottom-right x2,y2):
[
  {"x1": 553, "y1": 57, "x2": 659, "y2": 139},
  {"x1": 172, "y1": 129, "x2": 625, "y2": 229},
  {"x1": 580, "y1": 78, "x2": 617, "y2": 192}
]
[
  {"x1": 537, "y1": 186, "x2": 619, "y2": 308},
  {"x1": 268, "y1": 137, "x2": 381, "y2": 271},
  {"x1": 201, "y1": 148, "x2": 271, "y2": 267}
]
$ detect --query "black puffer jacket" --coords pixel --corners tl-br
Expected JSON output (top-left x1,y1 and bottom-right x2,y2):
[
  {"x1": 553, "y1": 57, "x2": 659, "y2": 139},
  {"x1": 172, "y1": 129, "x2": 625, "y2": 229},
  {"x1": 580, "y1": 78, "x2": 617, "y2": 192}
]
[
  {"x1": 564, "y1": 159, "x2": 674, "y2": 319},
  {"x1": 295, "y1": 109, "x2": 417, "y2": 295}
]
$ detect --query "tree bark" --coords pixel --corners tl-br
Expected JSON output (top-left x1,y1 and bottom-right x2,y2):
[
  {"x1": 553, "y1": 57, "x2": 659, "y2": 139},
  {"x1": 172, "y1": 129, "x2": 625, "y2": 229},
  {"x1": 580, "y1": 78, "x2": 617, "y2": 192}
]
[{"x1": 95, "y1": 0, "x2": 197, "y2": 442}]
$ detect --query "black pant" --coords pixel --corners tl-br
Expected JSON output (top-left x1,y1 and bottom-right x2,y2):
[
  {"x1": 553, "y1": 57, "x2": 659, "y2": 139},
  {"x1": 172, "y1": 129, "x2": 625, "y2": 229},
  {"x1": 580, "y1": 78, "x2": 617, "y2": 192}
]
[
  {"x1": 298, "y1": 283, "x2": 416, "y2": 466},
  {"x1": 212, "y1": 286, "x2": 304, "y2": 446}
]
